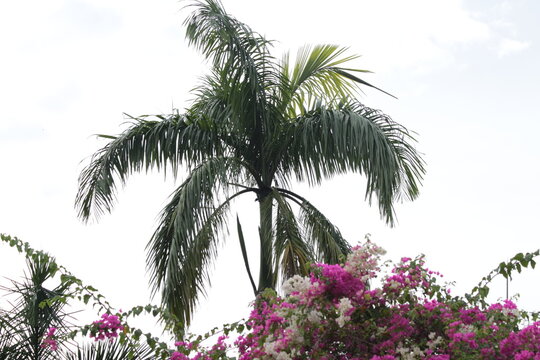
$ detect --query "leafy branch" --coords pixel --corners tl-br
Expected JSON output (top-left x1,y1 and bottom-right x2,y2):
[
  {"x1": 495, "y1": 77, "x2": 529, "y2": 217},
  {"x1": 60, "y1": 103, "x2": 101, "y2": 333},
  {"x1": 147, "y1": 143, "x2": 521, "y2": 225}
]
[
  {"x1": 466, "y1": 249, "x2": 540, "y2": 315},
  {"x1": 1, "y1": 233, "x2": 113, "y2": 314}
]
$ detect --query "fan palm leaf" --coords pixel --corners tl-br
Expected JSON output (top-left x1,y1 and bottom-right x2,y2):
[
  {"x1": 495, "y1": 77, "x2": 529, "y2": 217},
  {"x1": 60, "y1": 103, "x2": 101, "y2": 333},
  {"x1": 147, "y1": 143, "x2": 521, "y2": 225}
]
[{"x1": 65, "y1": 341, "x2": 154, "y2": 360}]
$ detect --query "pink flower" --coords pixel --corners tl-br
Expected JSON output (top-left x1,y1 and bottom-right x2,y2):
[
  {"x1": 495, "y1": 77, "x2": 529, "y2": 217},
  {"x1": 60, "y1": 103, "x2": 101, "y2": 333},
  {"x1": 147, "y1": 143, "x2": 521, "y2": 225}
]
[
  {"x1": 89, "y1": 313, "x2": 124, "y2": 342},
  {"x1": 41, "y1": 327, "x2": 58, "y2": 351}
]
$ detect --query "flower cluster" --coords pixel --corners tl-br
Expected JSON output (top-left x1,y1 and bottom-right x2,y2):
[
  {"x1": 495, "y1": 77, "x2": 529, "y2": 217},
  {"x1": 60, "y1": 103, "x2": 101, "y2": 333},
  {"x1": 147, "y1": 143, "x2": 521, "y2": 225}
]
[
  {"x1": 89, "y1": 313, "x2": 124, "y2": 341},
  {"x1": 171, "y1": 241, "x2": 540, "y2": 359},
  {"x1": 170, "y1": 335, "x2": 230, "y2": 360},
  {"x1": 41, "y1": 327, "x2": 58, "y2": 351}
]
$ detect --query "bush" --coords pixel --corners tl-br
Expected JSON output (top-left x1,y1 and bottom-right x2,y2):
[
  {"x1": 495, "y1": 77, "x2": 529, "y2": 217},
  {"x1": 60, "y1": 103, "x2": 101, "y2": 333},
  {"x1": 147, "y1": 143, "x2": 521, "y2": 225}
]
[
  {"x1": 172, "y1": 241, "x2": 540, "y2": 360},
  {"x1": 2, "y1": 233, "x2": 539, "y2": 359}
]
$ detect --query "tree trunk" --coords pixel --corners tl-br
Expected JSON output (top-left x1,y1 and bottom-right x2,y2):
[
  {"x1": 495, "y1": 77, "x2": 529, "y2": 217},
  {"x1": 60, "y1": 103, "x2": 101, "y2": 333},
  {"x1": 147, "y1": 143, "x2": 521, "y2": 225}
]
[{"x1": 257, "y1": 193, "x2": 274, "y2": 293}]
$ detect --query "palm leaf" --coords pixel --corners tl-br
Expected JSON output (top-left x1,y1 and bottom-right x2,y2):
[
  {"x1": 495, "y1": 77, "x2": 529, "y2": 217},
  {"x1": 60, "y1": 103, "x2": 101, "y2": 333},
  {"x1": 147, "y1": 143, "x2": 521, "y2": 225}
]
[
  {"x1": 75, "y1": 113, "x2": 221, "y2": 222},
  {"x1": 236, "y1": 216, "x2": 257, "y2": 295},
  {"x1": 65, "y1": 340, "x2": 154, "y2": 360},
  {"x1": 0, "y1": 314, "x2": 19, "y2": 359},
  {"x1": 277, "y1": 188, "x2": 350, "y2": 264},
  {"x1": 184, "y1": 0, "x2": 273, "y2": 84},
  {"x1": 157, "y1": 189, "x2": 252, "y2": 328},
  {"x1": 283, "y1": 101, "x2": 425, "y2": 224},
  {"x1": 190, "y1": 70, "x2": 270, "y2": 171},
  {"x1": 183, "y1": 0, "x2": 281, "y2": 149},
  {"x1": 146, "y1": 157, "x2": 254, "y2": 326},
  {"x1": 272, "y1": 189, "x2": 313, "y2": 283},
  {"x1": 280, "y1": 45, "x2": 394, "y2": 117}
]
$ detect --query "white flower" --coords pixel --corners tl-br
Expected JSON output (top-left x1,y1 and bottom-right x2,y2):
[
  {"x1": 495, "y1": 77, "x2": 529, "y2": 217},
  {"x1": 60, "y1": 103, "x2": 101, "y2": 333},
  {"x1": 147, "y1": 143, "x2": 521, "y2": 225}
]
[
  {"x1": 336, "y1": 297, "x2": 353, "y2": 327},
  {"x1": 457, "y1": 324, "x2": 475, "y2": 334},
  {"x1": 344, "y1": 242, "x2": 387, "y2": 278},
  {"x1": 337, "y1": 297, "x2": 353, "y2": 313},
  {"x1": 307, "y1": 310, "x2": 322, "y2": 324},
  {"x1": 263, "y1": 340, "x2": 278, "y2": 356},
  {"x1": 412, "y1": 346, "x2": 424, "y2": 356},
  {"x1": 282, "y1": 275, "x2": 311, "y2": 296},
  {"x1": 396, "y1": 346, "x2": 410, "y2": 355},
  {"x1": 336, "y1": 316, "x2": 347, "y2": 327},
  {"x1": 427, "y1": 333, "x2": 444, "y2": 349},
  {"x1": 396, "y1": 345, "x2": 424, "y2": 360},
  {"x1": 276, "y1": 352, "x2": 292, "y2": 360},
  {"x1": 502, "y1": 308, "x2": 519, "y2": 317},
  {"x1": 284, "y1": 317, "x2": 304, "y2": 345}
]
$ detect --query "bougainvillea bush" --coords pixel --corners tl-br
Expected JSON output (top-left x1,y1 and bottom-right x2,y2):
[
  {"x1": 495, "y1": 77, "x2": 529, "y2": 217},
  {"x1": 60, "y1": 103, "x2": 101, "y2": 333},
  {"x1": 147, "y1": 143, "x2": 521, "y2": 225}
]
[
  {"x1": 2, "y1": 234, "x2": 539, "y2": 359},
  {"x1": 170, "y1": 241, "x2": 540, "y2": 360}
]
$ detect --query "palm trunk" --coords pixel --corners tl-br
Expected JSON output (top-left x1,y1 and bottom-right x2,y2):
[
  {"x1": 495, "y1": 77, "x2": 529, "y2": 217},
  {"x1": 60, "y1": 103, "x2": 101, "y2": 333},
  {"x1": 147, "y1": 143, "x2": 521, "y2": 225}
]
[{"x1": 257, "y1": 193, "x2": 274, "y2": 293}]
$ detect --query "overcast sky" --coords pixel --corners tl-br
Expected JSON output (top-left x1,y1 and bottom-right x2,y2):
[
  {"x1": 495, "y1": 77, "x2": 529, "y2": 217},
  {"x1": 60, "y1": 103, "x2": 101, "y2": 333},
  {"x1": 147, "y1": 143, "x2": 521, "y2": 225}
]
[{"x1": 1, "y1": 0, "x2": 539, "y2": 335}]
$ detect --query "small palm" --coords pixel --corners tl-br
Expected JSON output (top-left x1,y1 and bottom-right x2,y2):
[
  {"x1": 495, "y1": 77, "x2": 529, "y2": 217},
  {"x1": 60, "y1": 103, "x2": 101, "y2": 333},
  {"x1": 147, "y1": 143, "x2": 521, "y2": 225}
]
[{"x1": 0, "y1": 252, "x2": 70, "y2": 359}]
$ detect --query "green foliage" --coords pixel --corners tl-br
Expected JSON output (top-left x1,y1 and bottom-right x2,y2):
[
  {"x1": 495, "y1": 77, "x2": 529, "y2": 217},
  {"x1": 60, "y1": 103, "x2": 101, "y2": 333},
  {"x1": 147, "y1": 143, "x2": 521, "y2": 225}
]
[
  {"x1": 64, "y1": 341, "x2": 154, "y2": 360},
  {"x1": 465, "y1": 249, "x2": 540, "y2": 322},
  {"x1": 0, "y1": 234, "x2": 180, "y2": 359},
  {"x1": 1, "y1": 234, "x2": 112, "y2": 315},
  {"x1": 0, "y1": 235, "x2": 71, "y2": 359},
  {"x1": 1, "y1": 233, "x2": 539, "y2": 359},
  {"x1": 236, "y1": 216, "x2": 257, "y2": 294}
]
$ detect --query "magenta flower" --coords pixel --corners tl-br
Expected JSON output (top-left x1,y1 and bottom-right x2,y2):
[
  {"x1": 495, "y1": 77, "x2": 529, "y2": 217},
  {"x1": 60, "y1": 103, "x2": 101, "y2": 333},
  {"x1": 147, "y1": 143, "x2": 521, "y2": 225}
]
[
  {"x1": 41, "y1": 327, "x2": 58, "y2": 351},
  {"x1": 89, "y1": 313, "x2": 124, "y2": 341}
]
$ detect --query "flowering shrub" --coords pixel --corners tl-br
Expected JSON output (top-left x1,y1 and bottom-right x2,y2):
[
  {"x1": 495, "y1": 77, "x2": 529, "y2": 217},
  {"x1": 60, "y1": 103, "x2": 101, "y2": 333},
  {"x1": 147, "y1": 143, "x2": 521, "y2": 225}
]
[
  {"x1": 3, "y1": 233, "x2": 536, "y2": 359},
  {"x1": 172, "y1": 241, "x2": 540, "y2": 360},
  {"x1": 170, "y1": 336, "x2": 230, "y2": 360}
]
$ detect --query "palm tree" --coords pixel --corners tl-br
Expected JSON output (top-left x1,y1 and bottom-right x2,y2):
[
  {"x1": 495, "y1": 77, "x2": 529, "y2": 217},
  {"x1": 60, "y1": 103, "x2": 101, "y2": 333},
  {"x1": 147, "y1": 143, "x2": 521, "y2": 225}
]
[
  {"x1": 0, "y1": 252, "x2": 71, "y2": 359},
  {"x1": 76, "y1": 0, "x2": 425, "y2": 328}
]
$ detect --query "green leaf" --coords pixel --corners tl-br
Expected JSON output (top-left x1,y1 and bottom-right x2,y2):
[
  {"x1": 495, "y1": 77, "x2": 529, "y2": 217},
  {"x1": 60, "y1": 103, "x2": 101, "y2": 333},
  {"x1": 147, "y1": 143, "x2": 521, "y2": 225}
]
[{"x1": 237, "y1": 215, "x2": 257, "y2": 295}]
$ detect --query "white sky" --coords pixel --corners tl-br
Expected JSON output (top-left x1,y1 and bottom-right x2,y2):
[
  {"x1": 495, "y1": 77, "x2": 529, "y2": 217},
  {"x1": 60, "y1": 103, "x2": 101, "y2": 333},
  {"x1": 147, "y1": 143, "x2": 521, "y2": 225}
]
[{"x1": 1, "y1": 0, "x2": 539, "y2": 336}]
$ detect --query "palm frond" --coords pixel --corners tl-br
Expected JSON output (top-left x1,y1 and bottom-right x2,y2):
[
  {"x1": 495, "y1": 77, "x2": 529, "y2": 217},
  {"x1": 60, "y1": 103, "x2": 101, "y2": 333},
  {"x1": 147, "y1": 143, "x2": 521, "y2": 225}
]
[
  {"x1": 277, "y1": 188, "x2": 350, "y2": 264},
  {"x1": 236, "y1": 216, "x2": 257, "y2": 295},
  {"x1": 0, "y1": 315, "x2": 19, "y2": 359},
  {"x1": 190, "y1": 70, "x2": 268, "y2": 172},
  {"x1": 157, "y1": 189, "x2": 252, "y2": 328},
  {"x1": 75, "y1": 112, "x2": 221, "y2": 222},
  {"x1": 283, "y1": 102, "x2": 425, "y2": 224},
  {"x1": 183, "y1": 0, "x2": 281, "y2": 148},
  {"x1": 184, "y1": 0, "x2": 273, "y2": 82},
  {"x1": 272, "y1": 189, "x2": 313, "y2": 283},
  {"x1": 146, "y1": 157, "x2": 254, "y2": 326},
  {"x1": 65, "y1": 340, "x2": 154, "y2": 360},
  {"x1": 280, "y1": 45, "x2": 393, "y2": 117}
]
